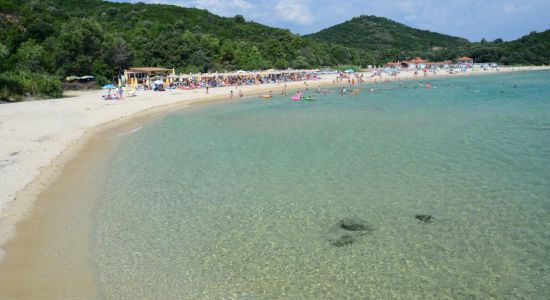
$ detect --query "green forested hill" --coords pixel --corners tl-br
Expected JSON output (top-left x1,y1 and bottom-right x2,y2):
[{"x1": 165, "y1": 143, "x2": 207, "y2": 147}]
[
  {"x1": 305, "y1": 15, "x2": 470, "y2": 52},
  {"x1": 304, "y1": 15, "x2": 550, "y2": 65},
  {"x1": 0, "y1": 0, "x2": 344, "y2": 74},
  {"x1": 1, "y1": 0, "x2": 361, "y2": 99},
  {"x1": 500, "y1": 30, "x2": 550, "y2": 65}
]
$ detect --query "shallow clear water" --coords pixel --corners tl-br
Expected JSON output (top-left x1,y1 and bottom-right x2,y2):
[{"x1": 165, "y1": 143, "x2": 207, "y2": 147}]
[{"x1": 92, "y1": 71, "x2": 550, "y2": 299}]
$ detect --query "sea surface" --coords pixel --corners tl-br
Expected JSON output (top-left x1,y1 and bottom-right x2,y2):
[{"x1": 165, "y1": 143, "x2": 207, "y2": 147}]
[{"x1": 91, "y1": 71, "x2": 550, "y2": 299}]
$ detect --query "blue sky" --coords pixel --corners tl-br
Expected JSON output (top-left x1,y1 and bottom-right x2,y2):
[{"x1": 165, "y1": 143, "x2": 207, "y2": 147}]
[{"x1": 115, "y1": 0, "x2": 550, "y2": 41}]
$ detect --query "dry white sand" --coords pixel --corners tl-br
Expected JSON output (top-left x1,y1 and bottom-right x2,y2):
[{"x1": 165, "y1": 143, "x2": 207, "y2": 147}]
[{"x1": 0, "y1": 66, "x2": 548, "y2": 256}]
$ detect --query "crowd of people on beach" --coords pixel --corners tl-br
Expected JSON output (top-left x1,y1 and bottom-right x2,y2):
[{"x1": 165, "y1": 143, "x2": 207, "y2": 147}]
[
  {"x1": 139, "y1": 72, "x2": 320, "y2": 92},
  {"x1": 102, "y1": 69, "x2": 330, "y2": 101},
  {"x1": 102, "y1": 64, "x2": 513, "y2": 101}
]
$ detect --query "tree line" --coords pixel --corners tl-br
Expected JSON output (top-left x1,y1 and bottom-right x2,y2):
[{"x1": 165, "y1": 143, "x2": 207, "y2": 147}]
[{"x1": 1, "y1": 0, "x2": 548, "y2": 101}]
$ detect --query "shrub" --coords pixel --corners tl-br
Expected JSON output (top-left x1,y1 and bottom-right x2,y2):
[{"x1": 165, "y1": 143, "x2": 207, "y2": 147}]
[{"x1": 0, "y1": 71, "x2": 62, "y2": 101}]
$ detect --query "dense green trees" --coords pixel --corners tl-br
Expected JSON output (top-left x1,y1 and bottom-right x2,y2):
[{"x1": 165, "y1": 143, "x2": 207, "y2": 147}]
[
  {"x1": 306, "y1": 15, "x2": 471, "y2": 61},
  {"x1": 0, "y1": 0, "x2": 361, "y2": 100},
  {"x1": 307, "y1": 15, "x2": 550, "y2": 66},
  {"x1": 0, "y1": 0, "x2": 548, "y2": 101}
]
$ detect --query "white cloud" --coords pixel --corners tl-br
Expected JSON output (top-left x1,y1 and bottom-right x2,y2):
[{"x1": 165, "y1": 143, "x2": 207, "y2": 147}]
[{"x1": 274, "y1": 0, "x2": 314, "y2": 25}]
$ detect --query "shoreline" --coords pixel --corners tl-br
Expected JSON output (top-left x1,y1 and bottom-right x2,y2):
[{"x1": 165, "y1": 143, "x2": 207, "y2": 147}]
[
  {"x1": 0, "y1": 75, "x2": 342, "y2": 259},
  {"x1": 0, "y1": 66, "x2": 549, "y2": 259}
]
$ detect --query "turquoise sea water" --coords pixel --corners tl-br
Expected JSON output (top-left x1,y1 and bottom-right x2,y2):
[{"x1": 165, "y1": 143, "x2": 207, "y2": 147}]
[{"x1": 92, "y1": 71, "x2": 550, "y2": 299}]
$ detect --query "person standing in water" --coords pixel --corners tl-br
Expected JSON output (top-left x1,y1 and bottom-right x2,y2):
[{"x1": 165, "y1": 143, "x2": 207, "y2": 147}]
[{"x1": 230, "y1": 90, "x2": 233, "y2": 99}]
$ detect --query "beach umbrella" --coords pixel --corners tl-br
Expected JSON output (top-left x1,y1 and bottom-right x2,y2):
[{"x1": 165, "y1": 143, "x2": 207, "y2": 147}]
[{"x1": 102, "y1": 84, "x2": 116, "y2": 89}]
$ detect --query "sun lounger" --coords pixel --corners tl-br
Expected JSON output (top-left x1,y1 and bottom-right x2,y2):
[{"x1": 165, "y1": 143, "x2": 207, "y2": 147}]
[
  {"x1": 126, "y1": 90, "x2": 137, "y2": 97},
  {"x1": 102, "y1": 93, "x2": 120, "y2": 100}
]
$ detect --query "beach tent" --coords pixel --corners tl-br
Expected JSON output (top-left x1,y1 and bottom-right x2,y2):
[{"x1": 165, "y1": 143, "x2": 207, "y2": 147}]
[
  {"x1": 102, "y1": 84, "x2": 116, "y2": 89},
  {"x1": 345, "y1": 69, "x2": 355, "y2": 73}
]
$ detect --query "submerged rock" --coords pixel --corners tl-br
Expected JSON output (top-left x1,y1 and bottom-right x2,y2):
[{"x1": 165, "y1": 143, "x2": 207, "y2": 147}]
[
  {"x1": 339, "y1": 217, "x2": 368, "y2": 231},
  {"x1": 330, "y1": 234, "x2": 356, "y2": 247},
  {"x1": 415, "y1": 214, "x2": 433, "y2": 223},
  {"x1": 327, "y1": 217, "x2": 370, "y2": 247}
]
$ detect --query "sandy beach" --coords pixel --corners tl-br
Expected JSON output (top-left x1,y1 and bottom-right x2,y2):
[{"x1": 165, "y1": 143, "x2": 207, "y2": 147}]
[{"x1": 0, "y1": 66, "x2": 548, "y2": 257}]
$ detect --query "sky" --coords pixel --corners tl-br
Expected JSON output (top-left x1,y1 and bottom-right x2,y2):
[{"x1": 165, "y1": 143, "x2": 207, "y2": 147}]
[{"x1": 115, "y1": 0, "x2": 550, "y2": 41}]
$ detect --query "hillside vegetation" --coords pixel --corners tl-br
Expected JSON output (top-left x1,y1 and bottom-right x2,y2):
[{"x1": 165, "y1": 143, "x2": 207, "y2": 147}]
[
  {"x1": 0, "y1": 0, "x2": 548, "y2": 100},
  {"x1": 306, "y1": 15, "x2": 550, "y2": 65},
  {"x1": 0, "y1": 0, "x2": 366, "y2": 100},
  {"x1": 306, "y1": 15, "x2": 470, "y2": 53}
]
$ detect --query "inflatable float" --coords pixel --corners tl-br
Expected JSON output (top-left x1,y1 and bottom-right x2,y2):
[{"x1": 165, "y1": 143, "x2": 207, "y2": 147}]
[{"x1": 261, "y1": 94, "x2": 272, "y2": 99}]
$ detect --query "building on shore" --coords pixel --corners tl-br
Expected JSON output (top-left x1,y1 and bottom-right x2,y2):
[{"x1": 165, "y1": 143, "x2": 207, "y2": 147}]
[
  {"x1": 456, "y1": 56, "x2": 474, "y2": 68},
  {"x1": 407, "y1": 57, "x2": 428, "y2": 70},
  {"x1": 123, "y1": 67, "x2": 175, "y2": 85},
  {"x1": 385, "y1": 58, "x2": 453, "y2": 70}
]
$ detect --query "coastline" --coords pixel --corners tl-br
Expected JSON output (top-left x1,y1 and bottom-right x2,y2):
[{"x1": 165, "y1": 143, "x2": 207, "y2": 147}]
[
  {"x1": 0, "y1": 66, "x2": 548, "y2": 259},
  {"x1": 0, "y1": 75, "x2": 339, "y2": 258}
]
